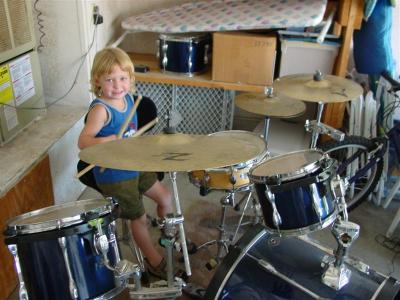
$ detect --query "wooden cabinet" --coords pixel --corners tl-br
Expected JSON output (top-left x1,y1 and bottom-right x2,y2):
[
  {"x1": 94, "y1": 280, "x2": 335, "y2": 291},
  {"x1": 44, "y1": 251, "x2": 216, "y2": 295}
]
[{"x1": 0, "y1": 156, "x2": 54, "y2": 300}]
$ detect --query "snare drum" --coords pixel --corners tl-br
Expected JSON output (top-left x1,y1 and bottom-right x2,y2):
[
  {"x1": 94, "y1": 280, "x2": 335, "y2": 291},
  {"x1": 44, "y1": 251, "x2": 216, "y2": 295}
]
[
  {"x1": 157, "y1": 33, "x2": 211, "y2": 76},
  {"x1": 206, "y1": 224, "x2": 400, "y2": 299},
  {"x1": 4, "y1": 198, "x2": 124, "y2": 300},
  {"x1": 250, "y1": 149, "x2": 336, "y2": 235},
  {"x1": 189, "y1": 130, "x2": 268, "y2": 192}
]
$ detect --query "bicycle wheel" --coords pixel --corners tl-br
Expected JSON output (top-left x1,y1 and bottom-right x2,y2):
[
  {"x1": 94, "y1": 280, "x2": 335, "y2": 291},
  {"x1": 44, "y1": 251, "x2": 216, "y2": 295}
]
[{"x1": 320, "y1": 136, "x2": 384, "y2": 212}]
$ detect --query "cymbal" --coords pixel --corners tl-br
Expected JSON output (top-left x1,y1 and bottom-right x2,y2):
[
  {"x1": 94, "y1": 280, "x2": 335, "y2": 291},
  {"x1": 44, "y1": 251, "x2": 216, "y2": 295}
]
[
  {"x1": 235, "y1": 93, "x2": 306, "y2": 118},
  {"x1": 273, "y1": 73, "x2": 363, "y2": 103},
  {"x1": 79, "y1": 133, "x2": 266, "y2": 172}
]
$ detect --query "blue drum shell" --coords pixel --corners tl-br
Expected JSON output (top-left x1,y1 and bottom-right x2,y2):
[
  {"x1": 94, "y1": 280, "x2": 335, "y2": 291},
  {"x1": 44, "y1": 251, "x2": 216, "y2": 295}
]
[
  {"x1": 158, "y1": 34, "x2": 211, "y2": 74},
  {"x1": 254, "y1": 169, "x2": 335, "y2": 231},
  {"x1": 5, "y1": 214, "x2": 117, "y2": 300}
]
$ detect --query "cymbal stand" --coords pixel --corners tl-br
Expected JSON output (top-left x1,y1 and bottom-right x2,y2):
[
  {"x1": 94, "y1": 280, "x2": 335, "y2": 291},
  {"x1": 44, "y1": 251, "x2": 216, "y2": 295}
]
[
  {"x1": 196, "y1": 191, "x2": 235, "y2": 266},
  {"x1": 169, "y1": 171, "x2": 191, "y2": 276},
  {"x1": 128, "y1": 214, "x2": 185, "y2": 299}
]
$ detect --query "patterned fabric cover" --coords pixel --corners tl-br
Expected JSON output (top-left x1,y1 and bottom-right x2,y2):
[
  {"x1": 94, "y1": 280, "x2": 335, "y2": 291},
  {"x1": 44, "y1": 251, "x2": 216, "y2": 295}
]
[{"x1": 122, "y1": 0, "x2": 327, "y2": 33}]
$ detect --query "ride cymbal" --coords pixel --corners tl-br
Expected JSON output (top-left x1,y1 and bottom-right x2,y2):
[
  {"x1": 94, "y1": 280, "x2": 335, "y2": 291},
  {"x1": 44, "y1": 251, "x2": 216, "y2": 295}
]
[
  {"x1": 235, "y1": 93, "x2": 306, "y2": 118},
  {"x1": 79, "y1": 132, "x2": 266, "y2": 172},
  {"x1": 273, "y1": 73, "x2": 363, "y2": 103}
]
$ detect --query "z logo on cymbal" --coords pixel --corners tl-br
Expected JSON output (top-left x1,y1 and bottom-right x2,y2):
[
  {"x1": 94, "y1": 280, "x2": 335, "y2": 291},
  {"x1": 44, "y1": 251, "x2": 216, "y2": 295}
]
[{"x1": 156, "y1": 152, "x2": 191, "y2": 161}]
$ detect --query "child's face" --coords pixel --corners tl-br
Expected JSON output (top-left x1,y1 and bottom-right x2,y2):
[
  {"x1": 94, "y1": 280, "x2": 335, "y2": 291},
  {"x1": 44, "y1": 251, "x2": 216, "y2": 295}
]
[{"x1": 96, "y1": 65, "x2": 131, "y2": 101}]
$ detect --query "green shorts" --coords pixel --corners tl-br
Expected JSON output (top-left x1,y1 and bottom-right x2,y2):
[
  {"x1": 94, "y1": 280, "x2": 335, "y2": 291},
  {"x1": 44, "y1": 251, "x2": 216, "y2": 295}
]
[{"x1": 98, "y1": 172, "x2": 157, "y2": 220}]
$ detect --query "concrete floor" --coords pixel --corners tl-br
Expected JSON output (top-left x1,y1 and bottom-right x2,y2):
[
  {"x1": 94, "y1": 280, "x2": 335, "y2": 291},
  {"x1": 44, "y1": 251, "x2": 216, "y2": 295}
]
[{"x1": 78, "y1": 172, "x2": 400, "y2": 298}]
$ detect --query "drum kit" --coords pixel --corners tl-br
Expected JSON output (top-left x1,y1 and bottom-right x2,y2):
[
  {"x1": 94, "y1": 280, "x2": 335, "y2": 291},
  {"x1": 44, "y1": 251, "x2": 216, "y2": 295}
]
[{"x1": 4, "y1": 72, "x2": 400, "y2": 300}]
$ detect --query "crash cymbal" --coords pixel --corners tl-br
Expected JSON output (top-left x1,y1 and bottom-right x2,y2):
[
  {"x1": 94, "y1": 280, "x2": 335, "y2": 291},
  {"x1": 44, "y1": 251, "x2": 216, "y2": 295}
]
[
  {"x1": 79, "y1": 132, "x2": 266, "y2": 172},
  {"x1": 273, "y1": 73, "x2": 363, "y2": 103},
  {"x1": 235, "y1": 93, "x2": 306, "y2": 118}
]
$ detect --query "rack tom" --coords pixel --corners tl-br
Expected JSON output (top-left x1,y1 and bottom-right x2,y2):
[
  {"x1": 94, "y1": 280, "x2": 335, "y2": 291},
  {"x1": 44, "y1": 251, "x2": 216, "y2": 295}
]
[
  {"x1": 250, "y1": 149, "x2": 336, "y2": 235},
  {"x1": 4, "y1": 198, "x2": 124, "y2": 300}
]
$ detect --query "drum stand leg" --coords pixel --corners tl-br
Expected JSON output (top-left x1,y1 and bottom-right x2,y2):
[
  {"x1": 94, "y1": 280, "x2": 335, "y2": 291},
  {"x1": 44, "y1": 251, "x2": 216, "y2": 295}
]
[
  {"x1": 128, "y1": 214, "x2": 185, "y2": 300},
  {"x1": 231, "y1": 189, "x2": 260, "y2": 243},
  {"x1": 195, "y1": 192, "x2": 235, "y2": 269}
]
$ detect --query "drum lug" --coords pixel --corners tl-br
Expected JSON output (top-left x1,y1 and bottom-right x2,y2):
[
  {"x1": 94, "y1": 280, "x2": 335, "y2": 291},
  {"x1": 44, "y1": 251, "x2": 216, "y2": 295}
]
[
  {"x1": 7, "y1": 244, "x2": 29, "y2": 300},
  {"x1": 92, "y1": 219, "x2": 110, "y2": 257},
  {"x1": 156, "y1": 39, "x2": 160, "y2": 58},
  {"x1": 204, "y1": 44, "x2": 209, "y2": 64},
  {"x1": 188, "y1": 43, "x2": 193, "y2": 72},
  {"x1": 108, "y1": 221, "x2": 121, "y2": 263},
  {"x1": 310, "y1": 183, "x2": 323, "y2": 222},
  {"x1": 58, "y1": 237, "x2": 79, "y2": 299},
  {"x1": 162, "y1": 42, "x2": 168, "y2": 70},
  {"x1": 264, "y1": 186, "x2": 282, "y2": 230}
]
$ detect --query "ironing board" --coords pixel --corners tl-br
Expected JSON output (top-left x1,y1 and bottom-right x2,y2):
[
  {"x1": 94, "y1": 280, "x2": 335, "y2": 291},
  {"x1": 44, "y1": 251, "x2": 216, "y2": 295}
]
[{"x1": 112, "y1": 0, "x2": 327, "y2": 47}]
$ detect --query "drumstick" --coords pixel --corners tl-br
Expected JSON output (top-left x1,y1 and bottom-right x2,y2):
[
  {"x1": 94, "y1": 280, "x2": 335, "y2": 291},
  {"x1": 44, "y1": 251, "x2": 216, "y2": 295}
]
[{"x1": 76, "y1": 117, "x2": 158, "y2": 179}]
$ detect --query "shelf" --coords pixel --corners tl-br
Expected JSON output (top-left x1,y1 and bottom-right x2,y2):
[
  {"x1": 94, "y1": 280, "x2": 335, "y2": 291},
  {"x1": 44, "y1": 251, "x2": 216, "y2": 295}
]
[{"x1": 128, "y1": 53, "x2": 265, "y2": 93}]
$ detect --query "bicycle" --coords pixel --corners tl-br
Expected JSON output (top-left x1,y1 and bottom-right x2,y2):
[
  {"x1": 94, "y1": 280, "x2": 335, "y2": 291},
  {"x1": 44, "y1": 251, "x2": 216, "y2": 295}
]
[{"x1": 310, "y1": 73, "x2": 400, "y2": 212}]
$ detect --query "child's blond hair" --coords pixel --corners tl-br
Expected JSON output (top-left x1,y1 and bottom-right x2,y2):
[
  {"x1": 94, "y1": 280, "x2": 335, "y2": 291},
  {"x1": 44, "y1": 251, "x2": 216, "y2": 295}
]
[{"x1": 90, "y1": 47, "x2": 135, "y2": 97}]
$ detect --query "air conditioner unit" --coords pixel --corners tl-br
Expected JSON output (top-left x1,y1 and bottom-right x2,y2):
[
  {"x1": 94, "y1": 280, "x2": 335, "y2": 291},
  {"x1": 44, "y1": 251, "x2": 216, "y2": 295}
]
[
  {"x1": 0, "y1": 0, "x2": 36, "y2": 64},
  {"x1": 0, "y1": 0, "x2": 45, "y2": 145}
]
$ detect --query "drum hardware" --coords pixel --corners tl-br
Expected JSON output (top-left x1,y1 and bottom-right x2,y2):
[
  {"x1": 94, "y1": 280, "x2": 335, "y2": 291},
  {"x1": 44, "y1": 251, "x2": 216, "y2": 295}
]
[
  {"x1": 246, "y1": 253, "x2": 327, "y2": 300},
  {"x1": 305, "y1": 120, "x2": 345, "y2": 143},
  {"x1": 196, "y1": 192, "x2": 234, "y2": 264},
  {"x1": 169, "y1": 171, "x2": 191, "y2": 276},
  {"x1": 58, "y1": 237, "x2": 79, "y2": 299},
  {"x1": 7, "y1": 244, "x2": 28, "y2": 300},
  {"x1": 264, "y1": 185, "x2": 282, "y2": 230},
  {"x1": 331, "y1": 175, "x2": 350, "y2": 221},
  {"x1": 321, "y1": 219, "x2": 360, "y2": 290},
  {"x1": 121, "y1": 219, "x2": 148, "y2": 279},
  {"x1": 195, "y1": 189, "x2": 260, "y2": 270},
  {"x1": 128, "y1": 214, "x2": 185, "y2": 300}
]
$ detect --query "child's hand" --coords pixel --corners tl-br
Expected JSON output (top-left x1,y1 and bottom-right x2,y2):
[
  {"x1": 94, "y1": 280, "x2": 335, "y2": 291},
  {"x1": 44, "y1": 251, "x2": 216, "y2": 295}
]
[{"x1": 104, "y1": 134, "x2": 118, "y2": 142}]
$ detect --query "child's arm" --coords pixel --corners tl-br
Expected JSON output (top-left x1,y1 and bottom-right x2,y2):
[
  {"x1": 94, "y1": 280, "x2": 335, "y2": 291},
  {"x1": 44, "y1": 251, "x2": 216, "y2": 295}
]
[{"x1": 78, "y1": 105, "x2": 117, "y2": 149}]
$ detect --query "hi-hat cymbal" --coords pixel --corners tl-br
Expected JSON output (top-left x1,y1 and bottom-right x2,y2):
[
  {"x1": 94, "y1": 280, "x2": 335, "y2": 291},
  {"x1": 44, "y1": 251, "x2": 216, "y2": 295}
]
[
  {"x1": 273, "y1": 73, "x2": 363, "y2": 103},
  {"x1": 235, "y1": 93, "x2": 306, "y2": 118},
  {"x1": 79, "y1": 133, "x2": 266, "y2": 172}
]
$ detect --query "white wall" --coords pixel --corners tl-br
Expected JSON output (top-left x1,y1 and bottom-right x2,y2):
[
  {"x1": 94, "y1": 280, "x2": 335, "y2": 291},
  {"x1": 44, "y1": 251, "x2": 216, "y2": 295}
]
[{"x1": 31, "y1": 0, "x2": 191, "y2": 203}]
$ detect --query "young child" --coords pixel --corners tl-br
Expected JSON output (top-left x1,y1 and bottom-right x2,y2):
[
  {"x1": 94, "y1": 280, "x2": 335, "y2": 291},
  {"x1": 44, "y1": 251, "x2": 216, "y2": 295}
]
[{"x1": 78, "y1": 47, "x2": 173, "y2": 279}]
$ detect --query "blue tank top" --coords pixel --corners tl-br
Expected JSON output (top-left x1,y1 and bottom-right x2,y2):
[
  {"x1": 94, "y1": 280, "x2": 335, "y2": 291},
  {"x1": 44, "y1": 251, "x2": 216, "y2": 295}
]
[{"x1": 91, "y1": 94, "x2": 139, "y2": 184}]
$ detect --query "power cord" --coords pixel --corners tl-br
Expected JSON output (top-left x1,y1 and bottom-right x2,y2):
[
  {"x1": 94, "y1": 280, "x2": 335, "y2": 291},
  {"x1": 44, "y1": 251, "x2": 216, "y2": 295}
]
[{"x1": 0, "y1": 12, "x2": 101, "y2": 111}]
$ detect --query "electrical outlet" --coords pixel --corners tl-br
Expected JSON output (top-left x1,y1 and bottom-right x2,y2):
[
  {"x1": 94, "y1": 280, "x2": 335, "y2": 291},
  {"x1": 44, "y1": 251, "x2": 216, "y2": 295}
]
[{"x1": 93, "y1": 4, "x2": 103, "y2": 25}]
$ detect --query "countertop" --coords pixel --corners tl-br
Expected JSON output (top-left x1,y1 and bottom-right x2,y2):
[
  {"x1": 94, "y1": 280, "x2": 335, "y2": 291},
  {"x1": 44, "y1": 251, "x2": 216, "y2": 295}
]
[{"x1": 0, "y1": 103, "x2": 87, "y2": 197}]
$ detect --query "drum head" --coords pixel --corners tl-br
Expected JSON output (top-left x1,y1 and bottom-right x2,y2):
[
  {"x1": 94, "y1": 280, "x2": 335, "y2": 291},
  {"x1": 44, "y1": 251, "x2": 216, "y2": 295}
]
[
  {"x1": 250, "y1": 149, "x2": 323, "y2": 183},
  {"x1": 6, "y1": 198, "x2": 113, "y2": 235},
  {"x1": 209, "y1": 130, "x2": 267, "y2": 169}
]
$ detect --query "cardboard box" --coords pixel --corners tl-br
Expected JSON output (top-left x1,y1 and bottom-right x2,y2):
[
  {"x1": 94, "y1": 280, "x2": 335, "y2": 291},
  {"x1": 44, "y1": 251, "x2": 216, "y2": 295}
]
[{"x1": 212, "y1": 32, "x2": 276, "y2": 85}]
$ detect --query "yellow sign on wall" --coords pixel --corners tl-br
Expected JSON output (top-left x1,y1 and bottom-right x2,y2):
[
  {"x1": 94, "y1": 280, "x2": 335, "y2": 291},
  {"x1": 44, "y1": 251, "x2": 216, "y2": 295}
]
[{"x1": 0, "y1": 64, "x2": 14, "y2": 104}]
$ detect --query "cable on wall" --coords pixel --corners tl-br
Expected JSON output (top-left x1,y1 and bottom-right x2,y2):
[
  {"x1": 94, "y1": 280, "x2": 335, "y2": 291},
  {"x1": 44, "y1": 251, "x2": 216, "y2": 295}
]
[
  {"x1": 33, "y1": 0, "x2": 45, "y2": 52},
  {"x1": 0, "y1": 13, "x2": 100, "y2": 111}
]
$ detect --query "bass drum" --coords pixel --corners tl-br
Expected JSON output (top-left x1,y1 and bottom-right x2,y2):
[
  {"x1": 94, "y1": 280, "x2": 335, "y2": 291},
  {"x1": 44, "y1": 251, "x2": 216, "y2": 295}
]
[{"x1": 206, "y1": 224, "x2": 400, "y2": 300}]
